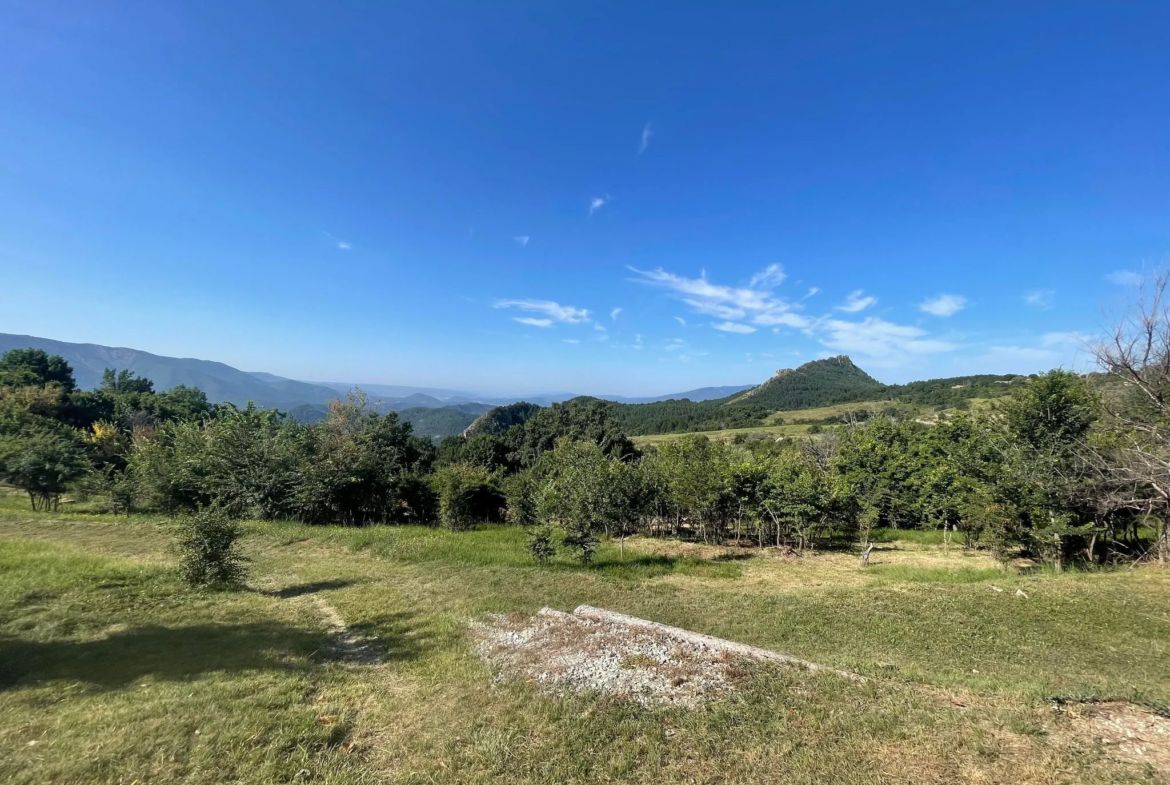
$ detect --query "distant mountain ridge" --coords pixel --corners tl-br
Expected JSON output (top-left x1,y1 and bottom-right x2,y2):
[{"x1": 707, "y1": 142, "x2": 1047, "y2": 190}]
[
  {"x1": 0, "y1": 333, "x2": 755, "y2": 412},
  {"x1": 0, "y1": 334, "x2": 340, "y2": 409}
]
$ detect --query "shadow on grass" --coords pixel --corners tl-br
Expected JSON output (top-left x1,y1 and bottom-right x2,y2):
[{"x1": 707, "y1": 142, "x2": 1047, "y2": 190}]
[
  {"x1": 587, "y1": 554, "x2": 743, "y2": 581},
  {"x1": 0, "y1": 615, "x2": 430, "y2": 691},
  {"x1": 260, "y1": 579, "x2": 360, "y2": 599}
]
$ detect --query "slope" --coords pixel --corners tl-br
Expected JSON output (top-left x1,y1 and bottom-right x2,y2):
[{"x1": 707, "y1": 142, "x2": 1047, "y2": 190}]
[
  {"x1": 727, "y1": 355, "x2": 885, "y2": 410},
  {"x1": 0, "y1": 333, "x2": 341, "y2": 409}
]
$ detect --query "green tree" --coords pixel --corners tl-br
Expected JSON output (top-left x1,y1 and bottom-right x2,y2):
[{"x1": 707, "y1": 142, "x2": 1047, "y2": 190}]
[
  {"x1": 432, "y1": 463, "x2": 496, "y2": 530},
  {"x1": 0, "y1": 349, "x2": 76, "y2": 392},
  {"x1": 0, "y1": 418, "x2": 88, "y2": 510},
  {"x1": 178, "y1": 505, "x2": 249, "y2": 588},
  {"x1": 102, "y1": 368, "x2": 154, "y2": 395}
]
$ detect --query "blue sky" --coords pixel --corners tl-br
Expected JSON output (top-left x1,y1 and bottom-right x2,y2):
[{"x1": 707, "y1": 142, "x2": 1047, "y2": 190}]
[{"x1": 1, "y1": 2, "x2": 1168, "y2": 396}]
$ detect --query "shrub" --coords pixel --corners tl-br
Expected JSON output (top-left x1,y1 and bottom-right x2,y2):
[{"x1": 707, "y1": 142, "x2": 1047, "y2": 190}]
[
  {"x1": 433, "y1": 463, "x2": 498, "y2": 530},
  {"x1": 178, "y1": 506, "x2": 248, "y2": 588}
]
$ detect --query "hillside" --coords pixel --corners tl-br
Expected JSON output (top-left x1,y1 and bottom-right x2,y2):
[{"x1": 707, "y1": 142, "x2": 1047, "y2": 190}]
[
  {"x1": 727, "y1": 356, "x2": 885, "y2": 410},
  {"x1": 0, "y1": 333, "x2": 341, "y2": 409},
  {"x1": 607, "y1": 357, "x2": 1025, "y2": 437},
  {"x1": 463, "y1": 401, "x2": 543, "y2": 437},
  {"x1": 396, "y1": 404, "x2": 493, "y2": 438}
]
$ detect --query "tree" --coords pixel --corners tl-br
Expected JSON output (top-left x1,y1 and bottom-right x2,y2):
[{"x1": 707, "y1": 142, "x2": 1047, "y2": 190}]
[
  {"x1": 178, "y1": 505, "x2": 249, "y2": 588},
  {"x1": 1090, "y1": 271, "x2": 1170, "y2": 560},
  {"x1": 505, "y1": 471, "x2": 557, "y2": 564},
  {"x1": 433, "y1": 463, "x2": 497, "y2": 530},
  {"x1": 0, "y1": 349, "x2": 76, "y2": 392},
  {"x1": 991, "y1": 371, "x2": 1103, "y2": 568},
  {"x1": 536, "y1": 439, "x2": 609, "y2": 564},
  {"x1": 158, "y1": 385, "x2": 215, "y2": 422},
  {"x1": 101, "y1": 368, "x2": 154, "y2": 395},
  {"x1": 0, "y1": 419, "x2": 88, "y2": 510}
]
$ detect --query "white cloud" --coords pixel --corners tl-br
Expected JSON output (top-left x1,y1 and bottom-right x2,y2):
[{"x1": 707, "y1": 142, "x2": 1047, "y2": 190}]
[
  {"x1": 753, "y1": 311, "x2": 809, "y2": 328},
  {"x1": 514, "y1": 317, "x2": 553, "y2": 328},
  {"x1": 748, "y1": 264, "x2": 786, "y2": 288},
  {"x1": 1107, "y1": 270, "x2": 1143, "y2": 286},
  {"x1": 664, "y1": 340, "x2": 687, "y2": 352},
  {"x1": 336, "y1": 241, "x2": 352, "y2": 250},
  {"x1": 495, "y1": 299, "x2": 590, "y2": 325},
  {"x1": 805, "y1": 287, "x2": 820, "y2": 298},
  {"x1": 1024, "y1": 289, "x2": 1055, "y2": 309},
  {"x1": 610, "y1": 307, "x2": 622, "y2": 320},
  {"x1": 594, "y1": 323, "x2": 607, "y2": 332},
  {"x1": 920, "y1": 293, "x2": 967, "y2": 317},
  {"x1": 1040, "y1": 331, "x2": 1091, "y2": 349},
  {"x1": 836, "y1": 290, "x2": 877, "y2": 313},
  {"x1": 712, "y1": 321, "x2": 757, "y2": 334},
  {"x1": 513, "y1": 235, "x2": 530, "y2": 247},
  {"x1": 563, "y1": 338, "x2": 580, "y2": 344},
  {"x1": 819, "y1": 317, "x2": 955, "y2": 360},
  {"x1": 639, "y1": 122, "x2": 653, "y2": 155},
  {"x1": 628, "y1": 265, "x2": 806, "y2": 329},
  {"x1": 589, "y1": 195, "x2": 610, "y2": 216},
  {"x1": 673, "y1": 316, "x2": 686, "y2": 327}
]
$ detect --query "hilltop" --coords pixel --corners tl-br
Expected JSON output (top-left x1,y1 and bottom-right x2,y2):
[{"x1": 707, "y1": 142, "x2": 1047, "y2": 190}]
[{"x1": 726, "y1": 355, "x2": 885, "y2": 410}]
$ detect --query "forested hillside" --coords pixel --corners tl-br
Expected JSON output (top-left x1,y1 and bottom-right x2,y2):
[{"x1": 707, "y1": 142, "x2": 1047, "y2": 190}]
[
  {"x1": 728, "y1": 356, "x2": 885, "y2": 409},
  {"x1": 608, "y1": 357, "x2": 1024, "y2": 436},
  {"x1": 397, "y1": 403, "x2": 493, "y2": 438},
  {"x1": 463, "y1": 401, "x2": 543, "y2": 437}
]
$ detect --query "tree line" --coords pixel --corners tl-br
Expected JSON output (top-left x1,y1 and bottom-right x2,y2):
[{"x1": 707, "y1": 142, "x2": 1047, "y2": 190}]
[{"x1": 1, "y1": 277, "x2": 1168, "y2": 569}]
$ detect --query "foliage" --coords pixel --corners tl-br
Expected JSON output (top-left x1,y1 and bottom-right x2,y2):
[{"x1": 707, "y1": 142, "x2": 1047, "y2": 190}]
[
  {"x1": 463, "y1": 401, "x2": 542, "y2": 437},
  {"x1": 432, "y1": 463, "x2": 499, "y2": 530},
  {"x1": 728, "y1": 355, "x2": 885, "y2": 410},
  {"x1": 177, "y1": 505, "x2": 248, "y2": 588},
  {"x1": 0, "y1": 348, "x2": 77, "y2": 392},
  {"x1": 0, "y1": 417, "x2": 88, "y2": 510}
]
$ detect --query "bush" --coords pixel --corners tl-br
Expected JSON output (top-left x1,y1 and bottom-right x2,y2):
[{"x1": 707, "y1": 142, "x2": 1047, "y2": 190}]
[
  {"x1": 433, "y1": 463, "x2": 499, "y2": 530},
  {"x1": 178, "y1": 506, "x2": 248, "y2": 588}
]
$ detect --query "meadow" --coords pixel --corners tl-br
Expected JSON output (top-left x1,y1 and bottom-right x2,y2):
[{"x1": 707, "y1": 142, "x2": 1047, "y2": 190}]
[{"x1": 2, "y1": 490, "x2": 1168, "y2": 784}]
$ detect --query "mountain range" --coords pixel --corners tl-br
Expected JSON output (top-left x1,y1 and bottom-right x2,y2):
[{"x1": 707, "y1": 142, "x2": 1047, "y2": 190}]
[{"x1": 0, "y1": 333, "x2": 751, "y2": 414}]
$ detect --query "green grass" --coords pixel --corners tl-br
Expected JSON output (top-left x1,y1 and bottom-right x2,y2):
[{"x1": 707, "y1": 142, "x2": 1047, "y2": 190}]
[{"x1": 2, "y1": 504, "x2": 1169, "y2": 783}]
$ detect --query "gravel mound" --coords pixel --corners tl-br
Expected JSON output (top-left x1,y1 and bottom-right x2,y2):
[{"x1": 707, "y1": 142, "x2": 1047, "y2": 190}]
[{"x1": 471, "y1": 605, "x2": 855, "y2": 707}]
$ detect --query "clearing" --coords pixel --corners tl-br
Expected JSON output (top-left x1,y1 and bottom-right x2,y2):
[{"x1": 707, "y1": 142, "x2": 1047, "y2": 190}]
[{"x1": 2, "y1": 499, "x2": 1169, "y2": 783}]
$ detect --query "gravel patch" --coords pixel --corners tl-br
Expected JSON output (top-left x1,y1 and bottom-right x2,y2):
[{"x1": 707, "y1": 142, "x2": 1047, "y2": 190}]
[
  {"x1": 1061, "y1": 702, "x2": 1170, "y2": 777},
  {"x1": 471, "y1": 605, "x2": 859, "y2": 707}
]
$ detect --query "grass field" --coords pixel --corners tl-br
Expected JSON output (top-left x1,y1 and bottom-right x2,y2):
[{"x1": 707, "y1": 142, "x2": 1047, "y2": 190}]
[{"x1": 2, "y1": 497, "x2": 1169, "y2": 783}]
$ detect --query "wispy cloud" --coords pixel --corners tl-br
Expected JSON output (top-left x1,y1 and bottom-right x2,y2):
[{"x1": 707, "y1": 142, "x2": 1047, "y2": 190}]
[
  {"x1": 513, "y1": 235, "x2": 530, "y2": 247},
  {"x1": 805, "y1": 287, "x2": 820, "y2": 298},
  {"x1": 674, "y1": 316, "x2": 686, "y2": 327},
  {"x1": 514, "y1": 317, "x2": 553, "y2": 328},
  {"x1": 627, "y1": 265, "x2": 808, "y2": 330},
  {"x1": 639, "y1": 122, "x2": 653, "y2": 155},
  {"x1": 610, "y1": 307, "x2": 622, "y2": 320},
  {"x1": 748, "y1": 264, "x2": 786, "y2": 288},
  {"x1": 836, "y1": 290, "x2": 877, "y2": 313},
  {"x1": 594, "y1": 323, "x2": 607, "y2": 332},
  {"x1": 712, "y1": 321, "x2": 757, "y2": 334},
  {"x1": 1024, "y1": 289, "x2": 1055, "y2": 309},
  {"x1": 589, "y1": 194, "x2": 610, "y2": 216},
  {"x1": 563, "y1": 338, "x2": 580, "y2": 344},
  {"x1": 322, "y1": 230, "x2": 351, "y2": 250},
  {"x1": 664, "y1": 339, "x2": 687, "y2": 352},
  {"x1": 1107, "y1": 270, "x2": 1143, "y2": 286},
  {"x1": 494, "y1": 299, "x2": 590, "y2": 326},
  {"x1": 920, "y1": 293, "x2": 967, "y2": 317}
]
